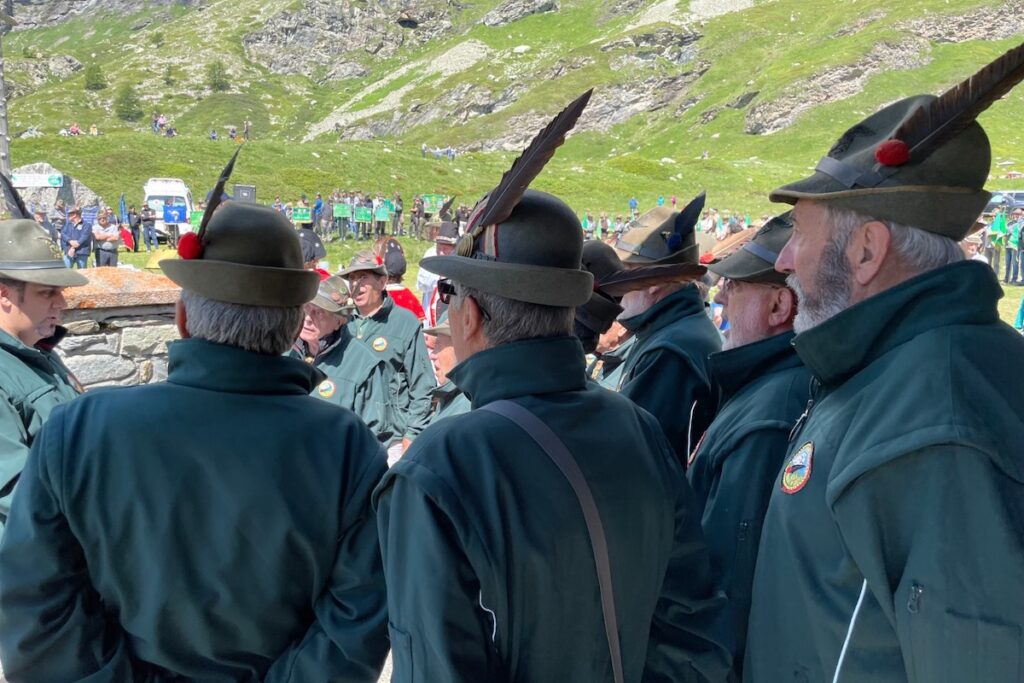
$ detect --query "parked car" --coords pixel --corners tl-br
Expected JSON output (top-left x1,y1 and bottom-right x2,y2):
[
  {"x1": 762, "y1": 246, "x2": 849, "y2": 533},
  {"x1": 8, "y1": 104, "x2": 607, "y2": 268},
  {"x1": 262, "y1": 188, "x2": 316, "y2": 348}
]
[{"x1": 984, "y1": 190, "x2": 1024, "y2": 214}]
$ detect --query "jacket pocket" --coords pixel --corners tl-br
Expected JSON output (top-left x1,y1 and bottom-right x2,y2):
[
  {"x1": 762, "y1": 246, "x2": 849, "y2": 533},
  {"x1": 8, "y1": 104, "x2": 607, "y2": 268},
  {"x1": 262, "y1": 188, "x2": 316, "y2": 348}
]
[
  {"x1": 909, "y1": 603, "x2": 1021, "y2": 681},
  {"x1": 388, "y1": 622, "x2": 414, "y2": 683}
]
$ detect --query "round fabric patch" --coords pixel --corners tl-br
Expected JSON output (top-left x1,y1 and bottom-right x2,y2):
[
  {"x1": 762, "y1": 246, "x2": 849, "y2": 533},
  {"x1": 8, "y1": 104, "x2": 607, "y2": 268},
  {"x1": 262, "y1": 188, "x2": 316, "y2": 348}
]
[
  {"x1": 781, "y1": 442, "x2": 813, "y2": 494},
  {"x1": 372, "y1": 337, "x2": 389, "y2": 352},
  {"x1": 318, "y1": 380, "x2": 336, "y2": 398}
]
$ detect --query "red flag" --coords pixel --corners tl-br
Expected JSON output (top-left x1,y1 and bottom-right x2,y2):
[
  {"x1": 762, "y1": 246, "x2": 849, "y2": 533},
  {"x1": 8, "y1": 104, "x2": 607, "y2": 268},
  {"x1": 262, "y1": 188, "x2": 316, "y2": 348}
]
[{"x1": 120, "y1": 226, "x2": 135, "y2": 252}]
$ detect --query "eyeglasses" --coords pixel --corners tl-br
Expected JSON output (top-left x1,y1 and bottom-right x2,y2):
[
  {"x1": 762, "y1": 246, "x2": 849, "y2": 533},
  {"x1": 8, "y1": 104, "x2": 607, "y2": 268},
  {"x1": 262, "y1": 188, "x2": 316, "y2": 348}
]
[{"x1": 436, "y1": 278, "x2": 491, "y2": 321}]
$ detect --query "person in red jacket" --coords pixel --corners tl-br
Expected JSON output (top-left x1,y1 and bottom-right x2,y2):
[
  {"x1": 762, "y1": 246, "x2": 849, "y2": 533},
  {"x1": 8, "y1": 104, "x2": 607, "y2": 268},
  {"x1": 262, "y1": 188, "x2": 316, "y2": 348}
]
[{"x1": 383, "y1": 247, "x2": 425, "y2": 321}]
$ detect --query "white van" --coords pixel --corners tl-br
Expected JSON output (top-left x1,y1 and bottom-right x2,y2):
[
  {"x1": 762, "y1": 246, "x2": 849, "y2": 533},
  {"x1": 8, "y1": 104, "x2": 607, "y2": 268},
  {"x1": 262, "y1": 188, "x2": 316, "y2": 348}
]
[{"x1": 143, "y1": 178, "x2": 194, "y2": 242}]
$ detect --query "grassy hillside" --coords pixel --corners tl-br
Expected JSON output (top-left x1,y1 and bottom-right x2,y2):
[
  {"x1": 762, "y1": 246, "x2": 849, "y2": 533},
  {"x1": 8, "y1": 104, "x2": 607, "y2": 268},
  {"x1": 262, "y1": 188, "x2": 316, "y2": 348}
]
[{"x1": 5, "y1": 0, "x2": 1024, "y2": 218}]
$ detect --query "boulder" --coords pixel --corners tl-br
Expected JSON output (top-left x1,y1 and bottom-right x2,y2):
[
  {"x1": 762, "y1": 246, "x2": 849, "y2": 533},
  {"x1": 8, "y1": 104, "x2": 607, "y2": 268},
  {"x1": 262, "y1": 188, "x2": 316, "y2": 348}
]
[{"x1": 482, "y1": 0, "x2": 559, "y2": 27}]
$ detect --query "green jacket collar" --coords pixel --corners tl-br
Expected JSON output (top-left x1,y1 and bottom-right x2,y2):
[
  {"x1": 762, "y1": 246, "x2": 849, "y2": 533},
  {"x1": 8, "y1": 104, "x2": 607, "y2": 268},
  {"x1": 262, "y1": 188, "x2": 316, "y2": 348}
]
[
  {"x1": 0, "y1": 326, "x2": 66, "y2": 360},
  {"x1": 449, "y1": 336, "x2": 587, "y2": 408},
  {"x1": 294, "y1": 327, "x2": 352, "y2": 363},
  {"x1": 794, "y1": 261, "x2": 1001, "y2": 387},
  {"x1": 168, "y1": 338, "x2": 325, "y2": 395},
  {"x1": 711, "y1": 330, "x2": 801, "y2": 404},
  {"x1": 619, "y1": 285, "x2": 706, "y2": 336}
]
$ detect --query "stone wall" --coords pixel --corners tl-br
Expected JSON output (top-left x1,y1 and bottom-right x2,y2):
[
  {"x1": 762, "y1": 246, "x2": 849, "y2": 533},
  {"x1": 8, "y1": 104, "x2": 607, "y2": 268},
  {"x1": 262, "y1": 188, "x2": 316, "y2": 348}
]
[{"x1": 58, "y1": 268, "x2": 181, "y2": 389}]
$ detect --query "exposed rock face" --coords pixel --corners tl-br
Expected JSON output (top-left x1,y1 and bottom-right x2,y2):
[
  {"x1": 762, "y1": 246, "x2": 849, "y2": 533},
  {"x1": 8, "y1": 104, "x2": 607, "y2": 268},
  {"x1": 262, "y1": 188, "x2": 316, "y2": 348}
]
[
  {"x1": 899, "y1": 1, "x2": 1024, "y2": 43},
  {"x1": 745, "y1": 39, "x2": 931, "y2": 135},
  {"x1": 482, "y1": 0, "x2": 558, "y2": 27},
  {"x1": 243, "y1": 0, "x2": 453, "y2": 84},
  {"x1": 7, "y1": 54, "x2": 81, "y2": 97},
  {"x1": 601, "y1": 28, "x2": 701, "y2": 68},
  {"x1": 12, "y1": 162, "x2": 101, "y2": 211},
  {"x1": 10, "y1": 0, "x2": 203, "y2": 30}
]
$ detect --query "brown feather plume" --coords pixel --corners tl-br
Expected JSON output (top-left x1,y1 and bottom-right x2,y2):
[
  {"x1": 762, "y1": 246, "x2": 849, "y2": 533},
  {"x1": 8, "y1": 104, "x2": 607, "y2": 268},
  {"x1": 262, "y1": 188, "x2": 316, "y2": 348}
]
[
  {"x1": 198, "y1": 145, "x2": 242, "y2": 240},
  {"x1": 457, "y1": 89, "x2": 592, "y2": 256},
  {"x1": 892, "y1": 40, "x2": 1024, "y2": 162},
  {"x1": 0, "y1": 174, "x2": 30, "y2": 220}
]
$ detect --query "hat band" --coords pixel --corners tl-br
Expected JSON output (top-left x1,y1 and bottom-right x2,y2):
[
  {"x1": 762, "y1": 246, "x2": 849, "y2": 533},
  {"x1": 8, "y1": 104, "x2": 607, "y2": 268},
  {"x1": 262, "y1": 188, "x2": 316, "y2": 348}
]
[
  {"x1": 816, "y1": 156, "x2": 892, "y2": 189},
  {"x1": 615, "y1": 236, "x2": 665, "y2": 261},
  {"x1": 741, "y1": 241, "x2": 780, "y2": 265},
  {"x1": 0, "y1": 259, "x2": 68, "y2": 270}
]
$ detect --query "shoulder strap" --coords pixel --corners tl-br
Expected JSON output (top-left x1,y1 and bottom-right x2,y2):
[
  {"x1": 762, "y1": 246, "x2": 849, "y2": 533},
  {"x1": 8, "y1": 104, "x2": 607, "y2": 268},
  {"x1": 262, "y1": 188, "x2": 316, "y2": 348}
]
[{"x1": 480, "y1": 399, "x2": 624, "y2": 683}]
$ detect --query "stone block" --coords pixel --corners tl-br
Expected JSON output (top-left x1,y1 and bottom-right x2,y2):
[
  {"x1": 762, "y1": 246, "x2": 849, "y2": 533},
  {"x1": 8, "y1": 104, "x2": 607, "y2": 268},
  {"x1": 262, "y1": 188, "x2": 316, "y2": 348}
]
[
  {"x1": 61, "y1": 332, "x2": 119, "y2": 355},
  {"x1": 151, "y1": 357, "x2": 169, "y2": 383},
  {"x1": 64, "y1": 320, "x2": 100, "y2": 335},
  {"x1": 65, "y1": 354, "x2": 137, "y2": 386},
  {"x1": 64, "y1": 268, "x2": 180, "y2": 311},
  {"x1": 120, "y1": 324, "x2": 180, "y2": 356}
]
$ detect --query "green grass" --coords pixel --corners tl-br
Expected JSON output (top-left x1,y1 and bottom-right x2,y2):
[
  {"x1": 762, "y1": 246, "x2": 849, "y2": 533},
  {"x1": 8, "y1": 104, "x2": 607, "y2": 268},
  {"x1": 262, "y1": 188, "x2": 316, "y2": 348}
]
[{"x1": 7, "y1": 0, "x2": 1024, "y2": 222}]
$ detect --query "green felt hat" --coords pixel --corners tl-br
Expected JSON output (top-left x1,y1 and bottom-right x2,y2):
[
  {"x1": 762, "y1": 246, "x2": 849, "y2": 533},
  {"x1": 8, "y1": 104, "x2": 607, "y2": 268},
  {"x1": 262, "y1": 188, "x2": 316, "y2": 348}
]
[
  {"x1": 422, "y1": 189, "x2": 593, "y2": 306},
  {"x1": 337, "y1": 250, "x2": 387, "y2": 278},
  {"x1": 160, "y1": 202, "x2": 318, "y2": 306},
  {"x1": 0, "y1": 219, "x2": 88, "y2": 287},
  {"x1": 614, "y1": 191, "x2": 705, "y2": 265},
  {"x1": 310, "y1": 275, "x2": 355, "y2": 314},
  {"x1": 770, "y1": 95, "x2": 989, "y2": 240},
  {"x1": 424, "y1": 311, "x2": 451, "y2": 337},
  {"x1": 709, "y1": 212, "x2": 793, "y2": 285}
]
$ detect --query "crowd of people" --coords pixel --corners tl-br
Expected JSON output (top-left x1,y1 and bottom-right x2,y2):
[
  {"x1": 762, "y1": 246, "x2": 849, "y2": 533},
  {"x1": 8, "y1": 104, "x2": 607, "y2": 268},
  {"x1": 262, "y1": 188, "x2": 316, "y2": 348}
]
[{"x1": 0, "y1": 48, "x2": 1023, "y2": 683}]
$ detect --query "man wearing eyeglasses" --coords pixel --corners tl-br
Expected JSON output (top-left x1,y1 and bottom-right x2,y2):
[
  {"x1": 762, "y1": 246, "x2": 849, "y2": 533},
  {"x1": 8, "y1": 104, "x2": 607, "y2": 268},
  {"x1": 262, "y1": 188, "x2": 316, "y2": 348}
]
[
  {"x1": 374, "y1": 189, "x2": 733, "y2": 682},
  {"x1": 340, "y1": 251, "x2": 434, "y2": 465},
  {"x1": 685, "y1": 213, "x2": 810, "y2": 679}
]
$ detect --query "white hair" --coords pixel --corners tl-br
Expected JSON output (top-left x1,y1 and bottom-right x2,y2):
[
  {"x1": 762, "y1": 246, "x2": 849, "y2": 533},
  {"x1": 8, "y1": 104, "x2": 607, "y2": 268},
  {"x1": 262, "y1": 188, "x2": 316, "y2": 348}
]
[
  {"x1": 454, "y1": 283, "x2": 573, "y2": 347},
  {"x1": 181, "y1": 290, "x2": 303, "y2": 355},
  {"x1": 825, "y1": 206, "x2": 963, "y2": 274}
]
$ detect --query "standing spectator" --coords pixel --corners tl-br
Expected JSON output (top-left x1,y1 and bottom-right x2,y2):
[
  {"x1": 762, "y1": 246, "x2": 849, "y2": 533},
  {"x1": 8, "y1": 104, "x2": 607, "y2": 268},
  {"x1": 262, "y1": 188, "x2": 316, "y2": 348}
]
[
  {"x1": 273, "y1": 196, "x2": 284, "y2": 212},
  {"x1": 313, "y1": 193, "x2": 324, "y2": 233},
  {"x1": 420, "y1": 143, "x2": 427, "y2": 158},
  {"x1": 91, "y1": 213, "x2": 120, "y2": 267},
  {"x1": 127, "y1": 205, "x2": 141, "y2": 253},
  {"x1": 140, "y1": 202, "x2": 158, "y2": 252},
  {"x1": 60, "y1": 208, "x2": 91, "y2": 269},
  {"x1": 657, "y1": 194, "x2": 665, "y2": 207},
  {"x1": 629, "y1": 195, "x2": 638, "y2": 219},
  {"x1": 581, "y1": 211, "x2": 592, "y2": 238},
  {"x1": 1005, "y1": 208, "x2": 1022, "y2": 284},
  {"x1": 49, "y1": 200, "x2": 66, "y2": 238},
  {"x1": 151, "y1": 112, "x2": 160, "y2": 134},
  {"x1": 987, "y1": 204, "x2": 1007, "y2": 271},
  {"x1": 391, "y1": 194, "x2": 404, "y2": 236},
  {"x1": 671, "y1": 194, "x2": 677, "y2": 209},
  {"x1": 243, "y1": 118, "x2": 251, "y2": 141},
  {"x1": 32, "y1": 210, "x2": 55, "y2": 243}
]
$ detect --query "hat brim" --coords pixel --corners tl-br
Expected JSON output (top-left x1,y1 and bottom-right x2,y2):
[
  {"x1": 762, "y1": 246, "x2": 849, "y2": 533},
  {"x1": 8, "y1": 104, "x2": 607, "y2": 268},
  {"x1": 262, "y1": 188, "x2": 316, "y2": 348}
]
[
  {"x1": 770, "y1": 175, "x2": 990, "y2": 240},
  {"x1": 598, "y1": 263, "x2": 706, "y2": 298},
  {"x1": 424, "y1": 322, "x2": 451, "y2": 336},
  {"x1": 160, "y1": 258, "x2": 318, "y2": 306},
  {"x1": 0, "y1": 266, "x2": 89, "y2": 287},
  {"x1": 337, "y1": 264, "x2": 387, "y2": 277},
  {"x1": 310, "y1": 293, "x2": 354, "y2": 314},
  {"x1": 422, "y1": 255, "x2": 593, "y2": 307},
  {"x1": 709, "y1": 249, "x2": 788, "y2": 285}
]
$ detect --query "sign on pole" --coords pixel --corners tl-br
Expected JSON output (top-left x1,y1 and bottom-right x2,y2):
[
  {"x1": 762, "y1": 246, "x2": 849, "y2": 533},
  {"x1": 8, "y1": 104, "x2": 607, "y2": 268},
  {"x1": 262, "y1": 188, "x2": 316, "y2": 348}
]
[
  {"x1": 374, "y1": 205, "x2": 391, "y2": 221},
  {"x1": 163, "y1": 205, "x2": 187, "y2": 224},
  {"x1": 422, "y1": 193, "x2": 445, "y2": 214},
  {"x1": 333, "y1": 203, "x2": 352, "y2": 218},
  {"x1": 292, "y1": 207, "x2": 312, "y2": 222},
  {"x1": 354, "y1": 206, "x2": 373, "y2": 222},
  {"x1": 12, "y1": 172, "x2": 63, "y2": 188}
]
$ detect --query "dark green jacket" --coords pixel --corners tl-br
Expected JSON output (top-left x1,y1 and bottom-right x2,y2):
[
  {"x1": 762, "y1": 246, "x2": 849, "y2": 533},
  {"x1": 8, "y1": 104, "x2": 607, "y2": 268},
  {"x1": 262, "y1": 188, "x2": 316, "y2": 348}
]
[
  {"x1": 686, "y1": 331, "x2": 810, "y2": 679},
  {"x1": 587, "y1": 334, "x2": 636, "y2": 391},
  {"x1": 619, "y1": 286, "x2": 722, "y2": 461},
  {"x1": 374, "y1": 336, "x2": 733, "y2": 683},
  {"x1": 290, "y1": 327, "x2": 390, "y2": 441},
  {"x1": 349, "y1": 295, "x2": 435, "y2": 442},
  {"x1": 746, "y1": 262, "x2": 1024, "y2": 683},
  {"x1": 0, "y1": 327, "x2": 80, "y2": 539},
  {"x1": 426, "y1": 379, "x2": 471, "y2": 425},
  {"x1": 0, "y1": 339, "x2": 389, "y2": 682}
]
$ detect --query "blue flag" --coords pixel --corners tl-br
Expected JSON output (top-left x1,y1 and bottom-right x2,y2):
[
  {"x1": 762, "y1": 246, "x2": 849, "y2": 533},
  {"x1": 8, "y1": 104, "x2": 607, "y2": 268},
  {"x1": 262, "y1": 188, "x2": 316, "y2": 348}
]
[
  {"x1": 119, "y1": 193, "x2": 128, "y2": 225},
  {"x1": 164, "y1": 204, "x2": 187, "y2": 223}
]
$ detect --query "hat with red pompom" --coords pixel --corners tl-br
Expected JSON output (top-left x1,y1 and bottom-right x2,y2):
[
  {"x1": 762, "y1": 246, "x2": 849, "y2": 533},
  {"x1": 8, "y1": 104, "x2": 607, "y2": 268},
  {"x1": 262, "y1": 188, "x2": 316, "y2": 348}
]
[
  {"x1": 160, "y1": 148, "x2": 317, "y2": 306},
  {"x1": 769, "y1": 42, "x2": 1024, "y2": 240}
]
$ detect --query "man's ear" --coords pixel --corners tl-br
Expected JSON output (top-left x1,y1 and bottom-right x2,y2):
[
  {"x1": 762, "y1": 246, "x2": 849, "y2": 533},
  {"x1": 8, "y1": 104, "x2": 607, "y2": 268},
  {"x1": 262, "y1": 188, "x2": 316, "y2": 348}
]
[
  {"x1": 460, "y1": 295, "x2": 486, "y2": 341},
  {"x1": 849, "y1": 220, "x2": 891, "y2": 287},
  {"x1": 175, "y1": 299, "x2": 191, "y2": 339},
  {"x1": 769, "y1": 286, "x2": 797, "y2": 328}
]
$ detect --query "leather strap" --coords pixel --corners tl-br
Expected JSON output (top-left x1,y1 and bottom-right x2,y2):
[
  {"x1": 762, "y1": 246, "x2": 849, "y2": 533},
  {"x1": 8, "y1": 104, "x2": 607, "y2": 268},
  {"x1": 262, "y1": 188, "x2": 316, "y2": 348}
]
[{"x1": 481, "y1": 400, "x2": 624, "y2": 683}]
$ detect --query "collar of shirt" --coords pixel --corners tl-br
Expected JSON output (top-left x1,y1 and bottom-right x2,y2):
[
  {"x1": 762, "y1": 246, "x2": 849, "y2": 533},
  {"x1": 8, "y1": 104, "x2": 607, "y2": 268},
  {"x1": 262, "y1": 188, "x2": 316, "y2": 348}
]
[
  {"x1": 167, "y1": 337, "x2": 324, "y2": 395},
  {"x1": 448, "y1": 336, "x2": 587, "y2": 408},
  {"x1": 793, "y1": 260, "x2": 1001, "y2": 388}
]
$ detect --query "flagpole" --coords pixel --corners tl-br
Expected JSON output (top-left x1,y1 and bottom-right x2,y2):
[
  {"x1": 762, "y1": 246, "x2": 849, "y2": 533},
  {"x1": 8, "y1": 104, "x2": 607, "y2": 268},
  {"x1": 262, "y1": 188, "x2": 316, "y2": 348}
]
[{"x1": 0, "y1": 0, "x2": 14, "y2": 178}]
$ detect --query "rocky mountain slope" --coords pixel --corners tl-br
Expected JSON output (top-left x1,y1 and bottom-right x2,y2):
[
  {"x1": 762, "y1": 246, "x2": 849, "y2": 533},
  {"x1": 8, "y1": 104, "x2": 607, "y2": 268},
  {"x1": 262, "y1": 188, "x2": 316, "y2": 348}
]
[{"x1": 4, "y1": 0, "x2": 1024, "y2": 213}]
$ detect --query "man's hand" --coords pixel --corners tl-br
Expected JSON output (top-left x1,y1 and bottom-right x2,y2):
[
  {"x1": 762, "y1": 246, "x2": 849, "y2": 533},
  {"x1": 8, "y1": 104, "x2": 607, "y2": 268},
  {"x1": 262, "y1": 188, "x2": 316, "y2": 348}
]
[{"x1": 401, "y1": 438, "x2": 412, "y2": 454}]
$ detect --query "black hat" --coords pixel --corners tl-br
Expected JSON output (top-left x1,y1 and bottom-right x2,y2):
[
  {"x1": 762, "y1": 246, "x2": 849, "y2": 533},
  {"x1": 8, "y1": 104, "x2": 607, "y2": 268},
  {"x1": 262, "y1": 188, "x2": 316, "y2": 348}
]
[
  {"x1": 582, "y1": 239, "x2": 705, "y2": 299},
  {"x1": 385, "y1": 249, "x2": 407, "y2": 278}
]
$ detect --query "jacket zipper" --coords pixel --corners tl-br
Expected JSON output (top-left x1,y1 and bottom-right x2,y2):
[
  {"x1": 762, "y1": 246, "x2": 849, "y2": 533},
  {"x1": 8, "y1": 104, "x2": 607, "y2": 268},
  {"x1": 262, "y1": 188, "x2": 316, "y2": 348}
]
[{"x1": 788, "y1": 377, "x2": 821, "y2": 443}]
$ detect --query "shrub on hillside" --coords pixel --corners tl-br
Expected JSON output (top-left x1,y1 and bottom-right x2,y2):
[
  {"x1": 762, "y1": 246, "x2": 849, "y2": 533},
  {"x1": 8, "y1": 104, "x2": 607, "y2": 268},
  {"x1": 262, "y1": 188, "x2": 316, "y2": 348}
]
[
  {"x1": 206, "y1": 60, "x2": 230, "y2": 92},
  {"x1": 84, "y1": 63, "x2": 106, "y2": 91},
  {"x1": 115, "y1": 84, "x2": 143, "y2": 121}
]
